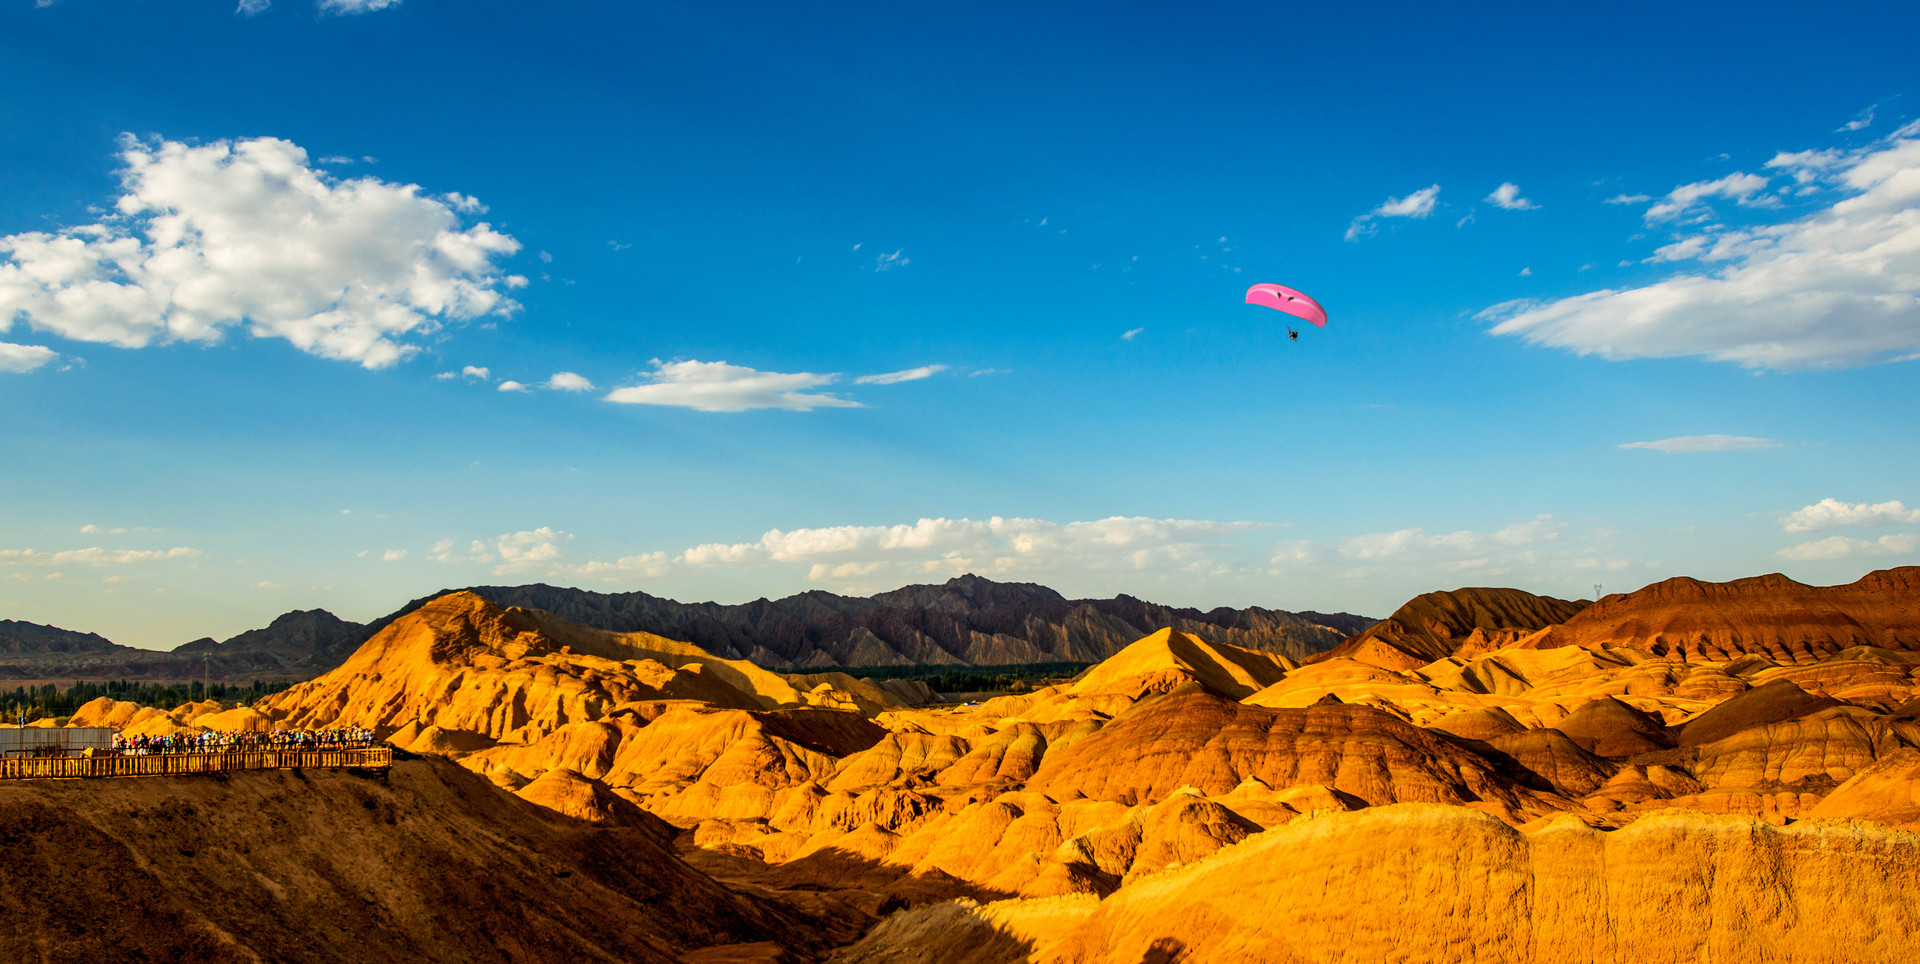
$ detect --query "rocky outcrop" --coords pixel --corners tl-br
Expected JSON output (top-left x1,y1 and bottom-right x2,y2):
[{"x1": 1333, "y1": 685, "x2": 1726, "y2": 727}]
[
  {"x1": 1025, "y1": 691, "x2": 1543, "y2": 813},
  {"x1": 1318, "y1": 587, "x2": 1587, "y2": 670},
  {"x1": 836, "y1": 805, "x2": 1920, "y2": 963}
]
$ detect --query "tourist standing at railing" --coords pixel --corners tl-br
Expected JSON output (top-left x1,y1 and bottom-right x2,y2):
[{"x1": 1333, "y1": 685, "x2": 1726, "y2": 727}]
[{"x1": 109, "y1": 726, "x2": 377, "y2": 755}]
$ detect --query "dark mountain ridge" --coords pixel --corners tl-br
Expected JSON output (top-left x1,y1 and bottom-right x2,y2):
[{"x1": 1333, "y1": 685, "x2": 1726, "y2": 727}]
[
  {"x1": 0, "y1": 610, "x2": 367, "y2": 683},
  {"x1": 0, "y1": 619, "x2": 124, "y2": 656},
  {"x1": 375, "y1": 574, "x2": 1375, "y2": 669},
  {"x1": 1, "y1": 575, "x2": 1372, "y2": 681}
]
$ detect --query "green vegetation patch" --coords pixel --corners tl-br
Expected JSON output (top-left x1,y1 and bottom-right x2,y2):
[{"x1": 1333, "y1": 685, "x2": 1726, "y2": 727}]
[{"x1": 1, "y1": 679, "x2": 295, "y2": 724}]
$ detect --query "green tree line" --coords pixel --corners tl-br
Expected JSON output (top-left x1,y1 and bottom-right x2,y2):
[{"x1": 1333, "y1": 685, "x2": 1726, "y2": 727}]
[
  {"x1": 806, "y1": 661, "x2": 1091, "y2": 694},
  {"x1": 0, "y1": 679, "x2": 294, "y2": 725}
]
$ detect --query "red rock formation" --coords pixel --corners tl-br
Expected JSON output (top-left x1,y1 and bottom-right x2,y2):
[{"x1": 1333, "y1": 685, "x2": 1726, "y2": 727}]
[
  {"x1": 1319, "y1": 587, "x2": 1588, "y2": 670},
  {"x1": 1532, "y1": 568, "x2": 1920, "y2": 662}
]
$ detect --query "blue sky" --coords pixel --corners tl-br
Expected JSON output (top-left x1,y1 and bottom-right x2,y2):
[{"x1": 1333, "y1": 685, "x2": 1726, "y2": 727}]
[{"x1": 3, "y1": 0, "x2": 1917, "y2": 648}]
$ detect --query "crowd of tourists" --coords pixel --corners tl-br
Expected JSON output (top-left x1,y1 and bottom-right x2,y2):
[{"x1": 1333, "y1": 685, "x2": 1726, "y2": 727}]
[{"x1": 112, "y1": 727, "x2": 377, "y2": 755}]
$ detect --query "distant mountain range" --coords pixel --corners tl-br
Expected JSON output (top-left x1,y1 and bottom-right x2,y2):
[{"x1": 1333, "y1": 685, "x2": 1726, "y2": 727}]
[
  {"x1": 376, "y1": 575, "x2": 1375, "y2": 669},
  {"x1": 0, "y1": 575, "x2": 1376, "y2": 682},
  {"x1": 0, "y1": 609, "x2": 365, "y2": 683}
]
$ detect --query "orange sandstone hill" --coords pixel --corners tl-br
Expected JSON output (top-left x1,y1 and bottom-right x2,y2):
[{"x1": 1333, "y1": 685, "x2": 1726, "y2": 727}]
[{"x1": 26, "y1": 567, "x2": 1920, "y2": 962}]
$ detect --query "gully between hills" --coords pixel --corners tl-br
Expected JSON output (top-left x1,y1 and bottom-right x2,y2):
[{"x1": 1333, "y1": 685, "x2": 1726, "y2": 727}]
[{"x1": 15, "y1": 569, "x2": 1920, "y2": 964}]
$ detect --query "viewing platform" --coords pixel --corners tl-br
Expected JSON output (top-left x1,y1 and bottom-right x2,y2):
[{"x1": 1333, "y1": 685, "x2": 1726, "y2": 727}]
[{"x1": 0, "y1": 745, "x2": 393, "y2": 780}]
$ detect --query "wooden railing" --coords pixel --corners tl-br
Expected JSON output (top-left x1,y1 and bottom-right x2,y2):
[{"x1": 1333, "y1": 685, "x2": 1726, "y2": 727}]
[{"x1": 0, "y1": 746, "x2": 392, "y2": 780}]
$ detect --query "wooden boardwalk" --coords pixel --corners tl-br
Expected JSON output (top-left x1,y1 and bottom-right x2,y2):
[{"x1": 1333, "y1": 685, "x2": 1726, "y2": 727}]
[{"x1": 0, "y1": 746, "x2": 392, "y2": 780}]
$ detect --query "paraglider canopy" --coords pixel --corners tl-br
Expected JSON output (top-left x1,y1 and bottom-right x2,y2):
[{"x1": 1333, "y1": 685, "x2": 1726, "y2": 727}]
[{"x1": 1245, "y1": 283, "x2": 1327, "y2": 328}]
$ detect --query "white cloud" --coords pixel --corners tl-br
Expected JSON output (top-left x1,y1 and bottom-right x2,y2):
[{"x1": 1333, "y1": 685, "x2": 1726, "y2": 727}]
[
  {"x1": 1121, "y1": 327, "x2": 1144, "y2": 341},
  {"x1": 1374, "y1": 185, "x2": 1441, "y2": 218},
  {"x1": 433, "y1": 371, "x2": 457, "y2": 380},
  {"x1": 0, "y1": 546, "x2": 202, "y2": 566},
  {"x1": 1605, "y1": 194, "x2": 1652, "y2": 205},
  {"x1": 545, "y1": 516, "x2": 1270, "y2": 589},
  {"x1": 1617, "y1": 435, "x2": 1781, "y2": 453},
  {"x1": 544, "y1": 371, "x2": 594, "y2": 391},
  {"x1": 423, "y1": 529, "x2": 569, "y2": 575},
  {"x1": 875, "y1": 249, "x2": 909, "y2": 272},
  {"x1": 236, "y1": 0, "x2": 269, "y2": 14},
  {"x1": 318, "y1": 0, "x2": 401, "y2": 13},
  {"x1": 493, "y1": 528, "x2": 569, "y2": 574},
  {"x1": 427, "y1": 538, "x2": 490, "y2": 565},
  {"x1": 497, "y1": 380, "x2": 529, "y2": 393},
  {"x1": 1640, "y1": 172, "x2": 1772, "y2": 223},
  {"x1": 1346, "y1": 184, "x2": 1440, "y2": 240},
  {"x1": 381, "y1": 549, "x2": 407, "y2": 561},
  {"x1": 1777, "y1": 532, "x2": 1917, "y2": 561},
  {"x1": 854, "y1": 364, "x2": 945, "y2": 385},
  {"x1": 461, "y1": 365, "x2": 491, "y2": 380},
  {"x1": 1335, "y1": 516, "x2": 1566, "y2": 561},
  {"x1": 1518, "y1": 267, "x2": 1532, "y2": 276},
  {"x1": 1267, "y1": 515, "x2": 1602, "y2": 589},
  {"x1": 0, "y1": 342, "x2": 57, "y2": 373},
  {"x1": 604, "y1": 359, "x2": 860, "y2": 412},
  {"x1": 1779, "y1": 497, "x2": 1920, "y2": 533},
  {"x1": 1486, "y1": 182, "x2": 1540, "y2": 210},
  {"x1": 0, "y1": 136, "x2": 523, "y2": 369},
  {"x1": 1838, "y1": 105, "x2": 1876, "y2": 133},
  {"x1": 1484, "y1": 130, "x2": 1920, "y2": 370}
]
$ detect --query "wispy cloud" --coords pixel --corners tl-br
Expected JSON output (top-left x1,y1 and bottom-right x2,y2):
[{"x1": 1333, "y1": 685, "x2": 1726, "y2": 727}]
[
  {"x1": 1640, "y1": 172, "x2": 1771, "y2": 222},
  {"x1": 1121, "y1": 327, "x2": 1144, "y2": 341},
  {"x1": 1484, "y1": 127, "x2": 1920, "y2": 370},
  {"x1": 1617, "y1": 435, "x2": 1781, "y2": 453},
  {"x1": 317, "y1": 0, "x2": 402, "y2": 14},
  {"x1": 604, "y1": 359, "x2": 860, "y2": 412},
  {"x1": 1779, "y1": 498, "x2": 1920, "y2": 533},
  {"x1": 854, "y1": 364, "x2": 945, "y2": 385},
  {"x1": 1485, "y1": 182, "x2": 1540, "y2": 210},
  {"x1": 1777, "y1": 532, "x2": 1916, "y2": 561},
  {"x1": 0, "y1": 546, "x2": 203, "y2": 566},
  {"x1": 874, "y1": 249, "x2": 910, "y2": 272},
  {"x1": 1605, "y1": 193, "x2": 1651, "y2": 205},
  {"x1": 1838, "y1": 104, "x2": 1876, "y2": 133},
  {"x1": 1346, "y1": 184, "x2": 1440, "y2": 241},
  {"x1": 461, "y1": 365, "x2": 491, "y2": 380},
  {"x1": 1267, "y1": 515, "x2": 1624, "y2": 585}
]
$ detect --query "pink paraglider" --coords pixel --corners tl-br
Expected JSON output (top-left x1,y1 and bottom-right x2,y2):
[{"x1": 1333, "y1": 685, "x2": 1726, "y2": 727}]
[{"x1": 1245, "y1": 283, "x2": 1327, "y2": 328}]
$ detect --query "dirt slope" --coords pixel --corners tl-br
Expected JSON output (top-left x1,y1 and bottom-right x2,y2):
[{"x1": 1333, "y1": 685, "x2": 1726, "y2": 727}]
[{"x1": 0, "y1": 756, "x2": 852, "y2": 964}]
